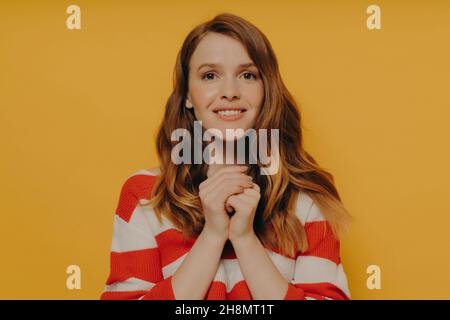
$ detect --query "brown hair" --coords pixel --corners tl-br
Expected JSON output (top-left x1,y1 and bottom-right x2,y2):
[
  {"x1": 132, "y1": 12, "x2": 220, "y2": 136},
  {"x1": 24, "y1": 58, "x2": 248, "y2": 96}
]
[{"x1": 147, "y1": 12, "x2": 352, "y2": 257}]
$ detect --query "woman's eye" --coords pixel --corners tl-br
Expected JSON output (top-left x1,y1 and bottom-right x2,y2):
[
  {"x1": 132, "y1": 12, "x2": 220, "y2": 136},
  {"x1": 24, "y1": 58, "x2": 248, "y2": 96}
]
[
  {"x1": 202, "y1": 72, "x2": 215, "y2": 80},
  {"x1": 243, "y1": 72, "x2": 257, "y2": 80}
]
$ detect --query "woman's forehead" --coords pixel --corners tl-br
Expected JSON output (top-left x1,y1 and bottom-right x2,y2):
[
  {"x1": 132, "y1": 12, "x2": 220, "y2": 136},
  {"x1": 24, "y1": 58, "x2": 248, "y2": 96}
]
[{"x1": 190, "y1": 33, "x2": 253, "y2": 67}]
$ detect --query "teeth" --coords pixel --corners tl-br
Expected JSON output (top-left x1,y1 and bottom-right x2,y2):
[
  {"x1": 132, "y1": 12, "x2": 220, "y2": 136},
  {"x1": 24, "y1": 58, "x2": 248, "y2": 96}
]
[{"x1": 217, "y1": 110, "x2": 242, "y2": 116}]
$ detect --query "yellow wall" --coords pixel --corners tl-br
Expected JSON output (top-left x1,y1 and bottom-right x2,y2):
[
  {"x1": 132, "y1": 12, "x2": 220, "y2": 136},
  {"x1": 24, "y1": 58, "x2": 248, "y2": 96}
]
[{"x1": 1, "y1": 0, "x2": 449, "y2": 299}]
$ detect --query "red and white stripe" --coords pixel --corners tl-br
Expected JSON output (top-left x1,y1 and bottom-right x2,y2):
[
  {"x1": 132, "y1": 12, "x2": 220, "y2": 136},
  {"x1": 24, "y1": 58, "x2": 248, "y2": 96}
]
[{"x1": 100, "y1": 169, "x2": 351, "y2": 300}]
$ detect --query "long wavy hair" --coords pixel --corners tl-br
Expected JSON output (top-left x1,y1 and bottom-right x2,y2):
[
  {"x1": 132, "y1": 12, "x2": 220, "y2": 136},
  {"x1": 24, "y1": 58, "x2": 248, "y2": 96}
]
[{"x1": 146, "y1": 12, "x2": 352, "y2": 257}]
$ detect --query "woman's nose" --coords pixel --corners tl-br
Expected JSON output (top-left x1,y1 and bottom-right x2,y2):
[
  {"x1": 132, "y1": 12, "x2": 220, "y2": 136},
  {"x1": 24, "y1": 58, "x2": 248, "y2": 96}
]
[{"x1": 220, "y1": 77, "x2": 240, "y2": 100}]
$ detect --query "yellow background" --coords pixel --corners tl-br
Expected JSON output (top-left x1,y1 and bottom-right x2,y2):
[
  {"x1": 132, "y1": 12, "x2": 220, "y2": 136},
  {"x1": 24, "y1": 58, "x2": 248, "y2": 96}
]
[{"x1": 1, "y1": 0, "x2": 449, "y2": 299}]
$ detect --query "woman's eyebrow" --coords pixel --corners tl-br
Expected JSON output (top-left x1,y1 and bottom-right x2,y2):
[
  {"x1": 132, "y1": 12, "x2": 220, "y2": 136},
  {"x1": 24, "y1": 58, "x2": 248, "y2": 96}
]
[{"x1": 197, "y1": 62, "x2": 257, "y2": 71}]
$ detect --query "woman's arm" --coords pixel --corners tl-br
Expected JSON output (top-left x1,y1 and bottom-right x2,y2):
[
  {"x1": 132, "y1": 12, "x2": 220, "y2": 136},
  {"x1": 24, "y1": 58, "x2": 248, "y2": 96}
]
[
  {"x1": 231, "y1": 198, "x2": 351, "y2": 300},
  {"x1": 172, "y1": 166, "x2": 253, "y2": 299},
  {"x1": 171, "y1": 226, "x2": 227, "y2": 299},
  {"x1": 100, "y1": 172, "x2": 227, "y2": 300},
  {"x1": 100, "y1": 173, "x2": 175, "y2": 300},
  {"x1": 283, "y1": 201, "x2": 351, "y2": 300},
  {"x1": 226, "y1": 182, "x2": 289, "y2": 299},
  {"x1": 231, "y1": 234, "x2": 289, "y2": 300}
]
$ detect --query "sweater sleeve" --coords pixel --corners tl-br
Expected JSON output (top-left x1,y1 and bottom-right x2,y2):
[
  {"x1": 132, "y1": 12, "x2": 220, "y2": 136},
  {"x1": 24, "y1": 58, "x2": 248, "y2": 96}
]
[
  {"x1": 100, "y1": 172, "x2": 175, "y2": 300},
  {"x1": 284, "y1": 200, "x2": 351, "y2": 300}
]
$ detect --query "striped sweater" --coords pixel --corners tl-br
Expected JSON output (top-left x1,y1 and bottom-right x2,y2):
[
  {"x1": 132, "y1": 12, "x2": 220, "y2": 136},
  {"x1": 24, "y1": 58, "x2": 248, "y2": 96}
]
[{"x1": 100, "y1": 169, "x2": 351, "y2": 300}]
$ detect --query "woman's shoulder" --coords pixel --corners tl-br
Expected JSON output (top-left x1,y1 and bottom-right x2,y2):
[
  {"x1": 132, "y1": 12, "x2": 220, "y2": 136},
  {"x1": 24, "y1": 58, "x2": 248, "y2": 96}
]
[
  {"x1": 126, "y1": 167, "x2": 161, "y2": 178},
  {"x1": 122, "y1": 167, "x2": 160, "y2": 186},
  {"x1": 116, "y1": 167, "x2": 160, "y2": 220},
  {"x1": 123, "y1": 167, "x2": 160, "y2": 193}
]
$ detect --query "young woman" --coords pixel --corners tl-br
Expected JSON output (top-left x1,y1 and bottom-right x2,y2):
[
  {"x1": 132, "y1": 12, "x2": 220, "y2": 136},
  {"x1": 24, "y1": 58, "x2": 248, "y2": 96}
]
[{"x1": 100, "y1": 13, "x2": 352, "y2": 300}]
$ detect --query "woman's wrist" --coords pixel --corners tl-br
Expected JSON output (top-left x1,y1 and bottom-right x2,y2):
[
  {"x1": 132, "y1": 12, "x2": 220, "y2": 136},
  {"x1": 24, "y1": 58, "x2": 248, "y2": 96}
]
[
  {"x1": 229, "y1": 232, "x2": 258, "y2": 249},
  {"x1": 202, "y1": 225, "x2": 228, "y2": 246}
]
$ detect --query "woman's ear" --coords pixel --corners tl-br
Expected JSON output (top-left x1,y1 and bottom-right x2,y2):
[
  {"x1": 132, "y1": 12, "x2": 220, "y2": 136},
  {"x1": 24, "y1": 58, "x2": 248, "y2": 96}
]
[
  {"x1": 185, "y1": 94, "x2": 194, "y2": 109},
  {"x1": 185, "y1": 101, "x2": 193, "y2": 109}
]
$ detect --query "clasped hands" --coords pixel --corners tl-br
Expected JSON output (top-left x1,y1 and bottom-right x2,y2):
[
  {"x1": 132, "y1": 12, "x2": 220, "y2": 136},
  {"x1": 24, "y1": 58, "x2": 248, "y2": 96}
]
[{"x1": 198, "y1": 165, "x2": 260, "y2": 244}]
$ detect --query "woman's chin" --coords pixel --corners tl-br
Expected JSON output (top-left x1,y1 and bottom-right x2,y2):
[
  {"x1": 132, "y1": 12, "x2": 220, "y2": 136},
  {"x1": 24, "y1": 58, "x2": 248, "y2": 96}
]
[{"x1": 218, "y1": 128, "x2": 253, "y2": 141}]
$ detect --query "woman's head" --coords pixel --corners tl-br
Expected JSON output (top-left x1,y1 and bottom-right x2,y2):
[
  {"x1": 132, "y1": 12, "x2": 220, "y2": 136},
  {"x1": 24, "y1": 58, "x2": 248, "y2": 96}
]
[
  {"x1": 171, "y1": 12, "x2": 290, "y2": 141},
  {"x1": 150, "y1": 13, "x2": 352, "y2": 257},
  {"x1": 185, "y1": 32, "x2": 264, "y2": 139}
]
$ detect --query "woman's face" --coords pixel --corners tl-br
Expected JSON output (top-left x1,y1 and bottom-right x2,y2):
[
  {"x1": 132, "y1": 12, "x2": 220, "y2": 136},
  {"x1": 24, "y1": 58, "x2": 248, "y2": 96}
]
[{"x1": 186, "y1": 32, "x2": 264, "y2": 140}]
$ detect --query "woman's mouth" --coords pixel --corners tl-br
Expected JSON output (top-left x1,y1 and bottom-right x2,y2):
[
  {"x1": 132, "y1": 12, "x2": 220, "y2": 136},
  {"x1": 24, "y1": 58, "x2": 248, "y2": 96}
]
[{"x1": 213, "y1": 108, "x2": 247, "y2": 121}]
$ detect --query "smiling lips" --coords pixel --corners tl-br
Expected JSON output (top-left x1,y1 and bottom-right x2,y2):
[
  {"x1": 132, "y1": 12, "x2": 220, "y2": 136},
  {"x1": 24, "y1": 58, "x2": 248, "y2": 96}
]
[{"x1": 213, "y1": 107, "x2": 247, "y2": 121}]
